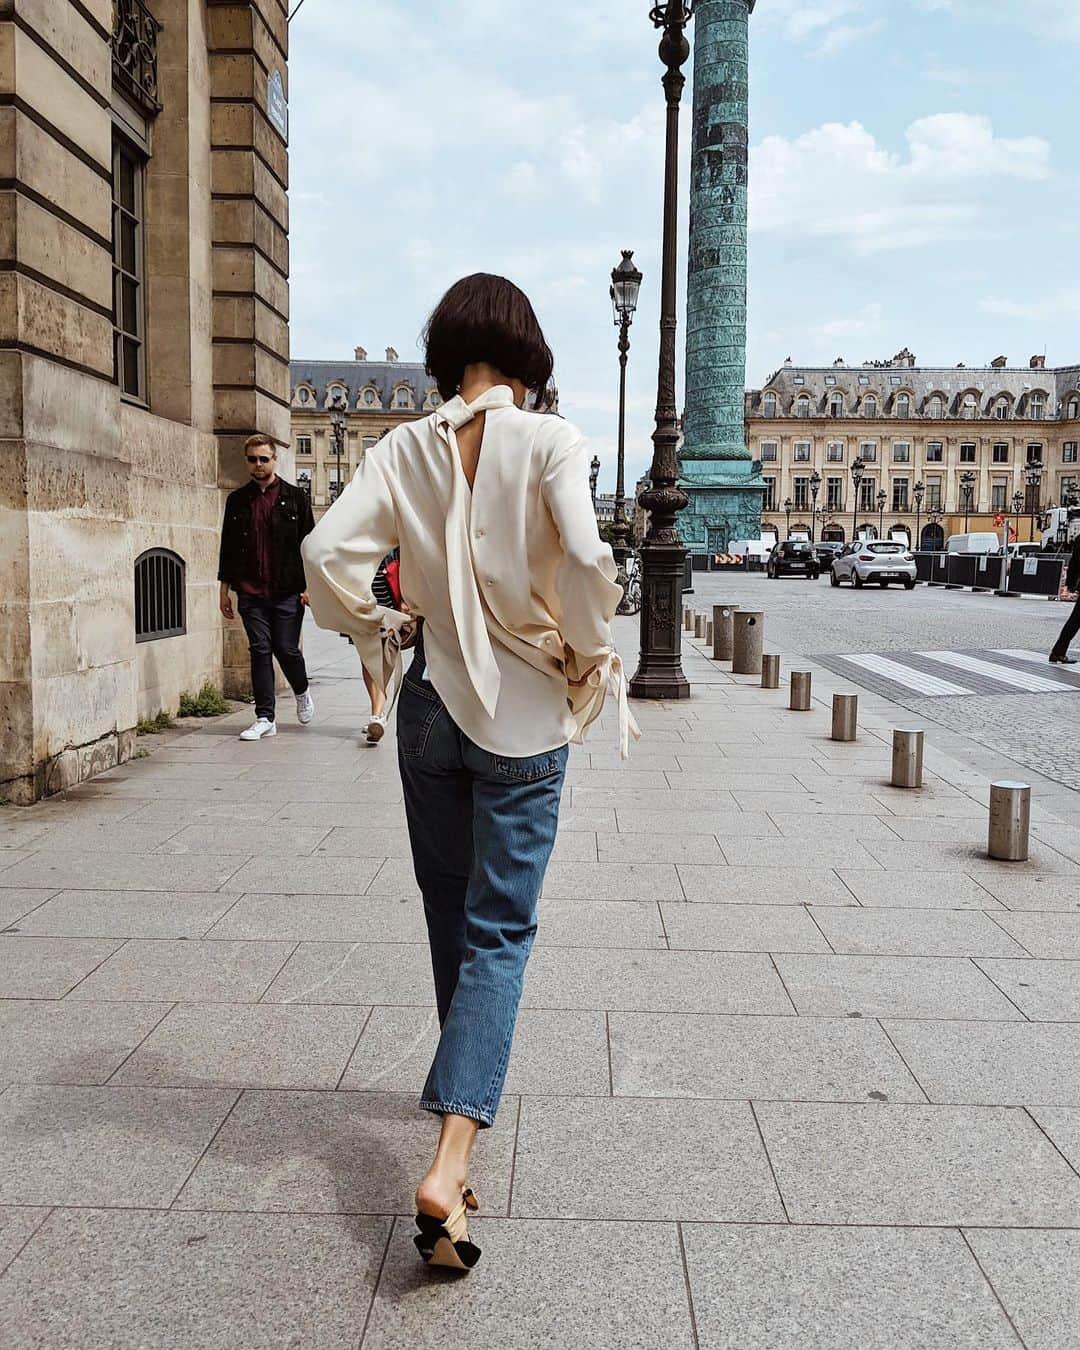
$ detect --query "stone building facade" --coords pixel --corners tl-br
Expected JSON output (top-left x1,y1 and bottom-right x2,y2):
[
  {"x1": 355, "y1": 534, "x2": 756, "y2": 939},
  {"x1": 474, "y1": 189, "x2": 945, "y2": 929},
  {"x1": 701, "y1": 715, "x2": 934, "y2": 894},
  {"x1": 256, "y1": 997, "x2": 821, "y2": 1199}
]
[
  {"x1": 289, "y1": 350, "x2": 441, "y2": 515},
  {"x1": 745, "y1": 352, "x2": 1080, "y2": 547},
  {"x1": 1, "y1": 0, "x2": 291, "y2": 802}
]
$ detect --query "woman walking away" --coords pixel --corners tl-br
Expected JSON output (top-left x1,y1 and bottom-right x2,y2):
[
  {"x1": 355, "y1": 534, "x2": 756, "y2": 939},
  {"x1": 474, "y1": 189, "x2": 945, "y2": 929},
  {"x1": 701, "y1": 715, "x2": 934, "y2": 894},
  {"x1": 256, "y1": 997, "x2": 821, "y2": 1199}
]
[
  {"x1": 361, "y1": 550, "x2": 402, "y2": 743},
  {"x1": 302, "y1": 273, "x2": 635, "y2": 1272}
]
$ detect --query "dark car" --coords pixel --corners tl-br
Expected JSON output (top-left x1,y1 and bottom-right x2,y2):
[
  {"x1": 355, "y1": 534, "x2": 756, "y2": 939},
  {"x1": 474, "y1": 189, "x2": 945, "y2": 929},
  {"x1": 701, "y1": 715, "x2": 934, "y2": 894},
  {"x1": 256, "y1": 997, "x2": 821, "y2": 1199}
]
[
  {"x1": 766, "y1": 540, "x2": 820, "y2": 579},
  {"x1": 813, "y1": 541, "x2": 845, "y2": 568}
]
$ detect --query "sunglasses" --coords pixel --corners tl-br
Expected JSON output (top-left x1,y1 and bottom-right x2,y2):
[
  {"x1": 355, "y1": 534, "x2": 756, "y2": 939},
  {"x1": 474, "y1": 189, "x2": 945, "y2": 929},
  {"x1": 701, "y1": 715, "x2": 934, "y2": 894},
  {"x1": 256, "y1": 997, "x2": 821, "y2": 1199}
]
[{"x1": 246, "y1": 454, "x2": 274, "y2": 464}]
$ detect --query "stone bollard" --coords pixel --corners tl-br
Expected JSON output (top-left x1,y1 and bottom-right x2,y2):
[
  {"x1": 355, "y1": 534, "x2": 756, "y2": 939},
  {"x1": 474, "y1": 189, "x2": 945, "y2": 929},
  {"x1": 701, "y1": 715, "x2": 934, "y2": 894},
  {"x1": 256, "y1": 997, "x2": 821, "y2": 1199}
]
[
  {"x1": 891, "y1": 728, "x2": 924, "y2": 788},
  {"x1": 731, "y1": 610, "x2": 763, "y2": 675},
  {"x1": 712, "y1": 604, "x2": 739, "y2": 661},
  {"x1": 831, "y1": 694, "x2": 858, "y2": 742},
  {"x1": 789, "y1": 671, "x2": 812, "y2": 710},
  {"x1": 695, "y1": 613, "x2": 707, "y2": 639},
  {"x1": 761, "y1": 654, "x2": 780, "y2": 688},
  {"x1": 683, "y1": 607, "x2": 694, "y2": 632},
  {"x1": 988, "y1": 781, "x2": 1031, "y2": 861},
  {"x1": 706, "y1": 620, "x2": 714, "y2": 646}
]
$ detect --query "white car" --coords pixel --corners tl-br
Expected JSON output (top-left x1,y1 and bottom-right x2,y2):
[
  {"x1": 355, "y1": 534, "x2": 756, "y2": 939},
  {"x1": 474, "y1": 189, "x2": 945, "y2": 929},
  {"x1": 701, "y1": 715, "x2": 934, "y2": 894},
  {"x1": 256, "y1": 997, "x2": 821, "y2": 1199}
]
[{"x1": 831, "y1": 541, "x2": 917, "y2": 589}]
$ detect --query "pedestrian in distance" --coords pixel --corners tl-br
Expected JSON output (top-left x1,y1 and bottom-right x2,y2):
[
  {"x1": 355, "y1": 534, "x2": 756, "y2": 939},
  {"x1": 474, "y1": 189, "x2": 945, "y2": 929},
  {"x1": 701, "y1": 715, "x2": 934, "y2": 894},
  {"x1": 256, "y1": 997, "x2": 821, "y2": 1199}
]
[
  {"x1": 218, "y1": 433, "x2": 316, "y2": 739},
  {"x1": 303, "y1": 273, "x2": 637, "y2": 1272},
  {"x1": 361, "y1": 550, "x2": 403, "y2": 743},
  {"x1": 1049, "y1": 534, "x2": 1080, "y2": 664}
]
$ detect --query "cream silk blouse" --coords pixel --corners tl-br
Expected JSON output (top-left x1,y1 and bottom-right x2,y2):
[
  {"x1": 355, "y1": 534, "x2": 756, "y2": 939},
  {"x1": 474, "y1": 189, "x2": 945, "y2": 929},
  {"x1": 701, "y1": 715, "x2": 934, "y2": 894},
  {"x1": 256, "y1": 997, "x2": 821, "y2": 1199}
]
[{"x1": 301, "y1": 385, "x2": 639, "y2": 758}]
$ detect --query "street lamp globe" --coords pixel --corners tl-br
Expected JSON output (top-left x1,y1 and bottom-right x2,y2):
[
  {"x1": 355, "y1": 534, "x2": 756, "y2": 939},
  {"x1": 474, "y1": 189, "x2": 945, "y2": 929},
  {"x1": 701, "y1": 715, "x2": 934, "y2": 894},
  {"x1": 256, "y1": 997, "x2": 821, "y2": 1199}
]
[{"x1": 610, "y1": 250, "x2": 643, "y2": 326}]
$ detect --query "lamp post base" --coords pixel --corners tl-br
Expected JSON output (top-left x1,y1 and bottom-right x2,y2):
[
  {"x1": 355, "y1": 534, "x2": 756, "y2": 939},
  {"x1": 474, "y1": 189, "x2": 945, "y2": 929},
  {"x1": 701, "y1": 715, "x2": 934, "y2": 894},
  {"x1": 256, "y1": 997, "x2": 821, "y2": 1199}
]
[{"x1": 629, "y1": 542, "x2": 692, "y2": 700}]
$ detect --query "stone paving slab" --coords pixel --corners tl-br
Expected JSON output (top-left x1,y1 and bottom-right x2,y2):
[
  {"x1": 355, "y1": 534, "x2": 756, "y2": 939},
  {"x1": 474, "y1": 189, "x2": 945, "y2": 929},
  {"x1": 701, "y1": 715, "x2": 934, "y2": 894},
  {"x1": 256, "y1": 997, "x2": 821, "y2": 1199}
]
[
  {"x1": 755, "y1": 1101, "x2": 1080, "y2": 1226},
  {"x1": 964, "y1": 1228, "x2": 1080, "y2": 1350},
  {"x1": 69, "y1": 939, "x2": 297, "y2": 1003},
  {"x1": 174, "y1": 1090, "x2": 516, "y2": 1215},
  {"x1": 0, "y1": 850, "x2": 248, "y2": 893},
  {"x1": 0, "y1": 889, "x2": 57, "y2": 928},
  {"x1": 990, "y1": 911, "x2": 1080, "y2": 958},
  {"x1": 676, "y1": 864, "x2": 857, "y2": 905},
  {"x1": 809, "y1": 907, "x2": 1028, "y2": 957},
  {"x1": 14, "y1": 889, "x2": 240, "y2": 939},
  {"x1": 1028, "y1": 1107, "x2": 1080, "y2": 1172},
  {"x1": 975, "y1": 959, "x2": 1080, "y2": 1020},
  {"x1": 660, "y1": 901, "x2": 831, "y2": 952},
  {"x1": 833, "y1": 870, "x2": 1002, "y2": 909},
  {"x1": 0, "y1": 1209, "x2": 390, "y2": 1350},
  {"x1": 511, "y1": 1097, "x2": 784, "y2": 1221},
  {"x1": 0, "y1": 1084, "x2": 238, "y2": 1207},
  {"x1": 973, "y1": 875, "x2": 1080, "y2": 911},
  {"x1": 363, "y1": 1217, "x2": 695, "y2": 1350},
  {"x1": 609, "y1": 1012, "x2": 925, "y2": 1103},
  {"x1": 0, "y1": 1000, "x2": 169, "y2": 1085},
  {"x1": 0, "y1": 935, "x2": 124, "y2": 999},
  {"x1": 0, "y1": 1207, "x2": 51, "y2": 1278},
  {"x1": 682, "y1": 1224, "x2": 1019, "y2": 1350}
]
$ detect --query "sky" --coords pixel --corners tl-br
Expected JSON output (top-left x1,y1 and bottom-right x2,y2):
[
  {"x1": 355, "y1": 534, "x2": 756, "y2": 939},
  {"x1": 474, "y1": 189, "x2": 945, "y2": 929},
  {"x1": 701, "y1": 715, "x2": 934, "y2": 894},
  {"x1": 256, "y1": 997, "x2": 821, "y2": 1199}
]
[{"x1": 286, "y1": 0, "x2": 1078, "y2": 493}]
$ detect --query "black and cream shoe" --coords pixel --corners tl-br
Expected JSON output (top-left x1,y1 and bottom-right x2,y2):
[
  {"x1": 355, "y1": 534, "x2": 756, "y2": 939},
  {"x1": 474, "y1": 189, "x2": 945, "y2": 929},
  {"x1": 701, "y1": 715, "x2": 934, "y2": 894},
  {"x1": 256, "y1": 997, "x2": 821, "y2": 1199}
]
[{"x1": 414, "y1": 1188, "x2": 481, "y2": 1271}]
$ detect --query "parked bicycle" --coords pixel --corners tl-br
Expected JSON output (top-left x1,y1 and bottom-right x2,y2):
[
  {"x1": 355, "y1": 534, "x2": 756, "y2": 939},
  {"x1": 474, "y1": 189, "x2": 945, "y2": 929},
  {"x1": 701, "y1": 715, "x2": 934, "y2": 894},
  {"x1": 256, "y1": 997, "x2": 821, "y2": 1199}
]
[{"x1": 618, "y1": 550, "x2": 642, "y2": 615}]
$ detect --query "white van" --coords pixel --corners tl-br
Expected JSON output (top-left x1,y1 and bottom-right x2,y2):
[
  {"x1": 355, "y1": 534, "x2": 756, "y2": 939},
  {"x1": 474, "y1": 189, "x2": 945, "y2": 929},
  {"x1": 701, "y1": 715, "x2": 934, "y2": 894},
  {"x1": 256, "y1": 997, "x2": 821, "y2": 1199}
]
[{"x1": 945, "y1": 532, "x2": 1000, "y2": 555}]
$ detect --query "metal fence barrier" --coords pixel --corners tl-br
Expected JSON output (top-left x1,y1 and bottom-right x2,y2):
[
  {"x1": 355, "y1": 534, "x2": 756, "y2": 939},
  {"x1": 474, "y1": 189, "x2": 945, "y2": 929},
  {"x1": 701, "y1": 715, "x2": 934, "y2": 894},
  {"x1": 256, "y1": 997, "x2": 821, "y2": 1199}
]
[{"x1": 915, "y1": 551, "x2": 1069, "y2": 598}]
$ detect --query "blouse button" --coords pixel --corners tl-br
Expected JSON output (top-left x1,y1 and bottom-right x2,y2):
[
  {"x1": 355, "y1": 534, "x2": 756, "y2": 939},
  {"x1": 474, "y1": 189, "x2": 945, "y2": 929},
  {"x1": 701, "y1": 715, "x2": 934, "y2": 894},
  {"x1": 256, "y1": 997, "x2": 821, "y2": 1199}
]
[
  {"x1": 485, "y1": 577, "x2": 495, "y2": 586},
  {"x1": 475, "y1": 528, "x2": 485, "y2": 538}
]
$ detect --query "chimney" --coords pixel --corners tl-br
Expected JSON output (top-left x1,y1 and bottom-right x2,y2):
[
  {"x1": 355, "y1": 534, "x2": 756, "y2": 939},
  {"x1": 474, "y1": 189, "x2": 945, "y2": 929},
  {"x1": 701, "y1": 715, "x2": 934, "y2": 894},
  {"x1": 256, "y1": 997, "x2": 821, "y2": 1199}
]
[
  {"x1": 991, "y1": 355, "x2": 1007, "y2": 369},
  {"x1": 354, "y1": 345, "x2": 367, "y2": 361},
  {"x1": 386, "y1": 346, "x2": 398, "y2": 363},
  {"x1": 1030, "y1": 354, "x2": 1045, "y2": 369}
]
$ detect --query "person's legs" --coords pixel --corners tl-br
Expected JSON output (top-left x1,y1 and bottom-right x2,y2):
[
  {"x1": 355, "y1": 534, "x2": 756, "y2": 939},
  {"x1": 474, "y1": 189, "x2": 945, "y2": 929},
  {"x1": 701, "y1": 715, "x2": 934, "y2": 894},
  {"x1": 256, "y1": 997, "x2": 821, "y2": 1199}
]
[
  {"x1": 269, "y1": 594, "x2": 309, "y2": 695},
  {"x1": 238, "y1": 598, "x2": 275, "y2": 720},
  {"x1": 1050, "y1": 598, "x2": 1080, "y2": 660},
  {"x1": 415, "y1": 738, "x2": 568, "y2": 1218},
  {"x1": 363, "y1": 665, "x2": 387, "y2": 719}
]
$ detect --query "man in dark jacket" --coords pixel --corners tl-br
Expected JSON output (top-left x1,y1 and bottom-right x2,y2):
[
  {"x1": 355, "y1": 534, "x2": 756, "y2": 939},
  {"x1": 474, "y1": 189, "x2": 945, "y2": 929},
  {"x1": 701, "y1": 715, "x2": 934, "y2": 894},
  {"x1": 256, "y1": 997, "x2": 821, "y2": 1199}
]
[
  {"x1": 1049, "y1": 535, "x2": 1080, "y2": 664},
  {"x1": 219, "y1": 433, "x2": 317, "y2": 739}
]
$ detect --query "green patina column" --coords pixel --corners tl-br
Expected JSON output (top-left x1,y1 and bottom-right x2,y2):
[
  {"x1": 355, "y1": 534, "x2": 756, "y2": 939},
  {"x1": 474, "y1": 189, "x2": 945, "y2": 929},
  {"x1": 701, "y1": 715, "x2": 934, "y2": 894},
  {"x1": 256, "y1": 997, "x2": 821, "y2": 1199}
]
[{"x1": 680, "y1": 0, "x2": 764, "y2": 555}]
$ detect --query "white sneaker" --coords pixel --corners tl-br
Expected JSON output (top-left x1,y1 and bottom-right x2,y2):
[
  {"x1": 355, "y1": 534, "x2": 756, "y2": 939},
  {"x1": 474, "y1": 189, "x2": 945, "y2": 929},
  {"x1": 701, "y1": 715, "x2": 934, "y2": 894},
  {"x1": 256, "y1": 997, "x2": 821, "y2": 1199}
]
[
  {"x1": 296, "y1": 690, "x2": 315, "y2": 724},
  {"x1": 239, "y1": 717, "x2": 276, "y2": 741},
  {"x1": 364, "y1": 714, "x2": 386, "y2": 744}
]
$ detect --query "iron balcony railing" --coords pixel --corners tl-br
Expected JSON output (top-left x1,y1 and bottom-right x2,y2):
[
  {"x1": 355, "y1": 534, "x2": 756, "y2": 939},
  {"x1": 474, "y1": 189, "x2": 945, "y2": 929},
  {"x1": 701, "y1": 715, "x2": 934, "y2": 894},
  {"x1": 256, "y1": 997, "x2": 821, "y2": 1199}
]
[{"x1": 112, "y1": 0, "x2": 162, "y2": 115}]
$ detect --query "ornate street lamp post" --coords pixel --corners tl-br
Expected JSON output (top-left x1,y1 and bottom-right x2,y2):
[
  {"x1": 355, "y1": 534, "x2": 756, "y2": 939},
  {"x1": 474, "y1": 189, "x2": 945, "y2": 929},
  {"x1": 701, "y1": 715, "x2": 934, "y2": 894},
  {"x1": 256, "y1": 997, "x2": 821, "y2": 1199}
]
[
  {"x1": 610, "y1": 250, "x2": 643, "y2": 614},
  {"x1": 960, "y1": 469, "x2": 976, "y2": 532},
  {"x1": 783, "y1": 497, "x2": 793, "y2": 539},
  {"x1": 1012, "y1": 489, "x2": 1024, "y2": 548},
  {"x1": 876, "y1": 488, "x2": 887, "y2": 540},
  {"x1": 809, "y1": 470, "x2": 821, "y2": 544},
  {"x1": 589, "y1": 455, "x2": 600, "y2": 512},
  {"x1": 630, "y1": 0, "x2": 695, "y2": 700},
  {"x1": 850, "y1": 455, "x2": 865, "y2": 545},
  {"x1": 913, "y1": 479, "x2": 925, "y2": 551},
  {"x1": 329, "y1": 393, "x2": 347, "y2": 502},
  {"x1": 1025, "y1": 459, "x2": 1043, "y2": 543}
]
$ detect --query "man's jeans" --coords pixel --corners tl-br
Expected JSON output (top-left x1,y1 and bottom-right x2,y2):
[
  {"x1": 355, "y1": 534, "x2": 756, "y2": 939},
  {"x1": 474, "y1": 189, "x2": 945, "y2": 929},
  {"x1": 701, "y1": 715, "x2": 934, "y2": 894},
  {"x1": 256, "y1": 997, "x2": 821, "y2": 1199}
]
[
  {"x1": 237, "y1": 594, "x2": 309, "y2": 721},
  {"x1": 1051, "y1": 597, "x2": 1080, "y2": 660},
  {"x1": 397, "y1": 644, "x2": 568, "y2": 1128}
]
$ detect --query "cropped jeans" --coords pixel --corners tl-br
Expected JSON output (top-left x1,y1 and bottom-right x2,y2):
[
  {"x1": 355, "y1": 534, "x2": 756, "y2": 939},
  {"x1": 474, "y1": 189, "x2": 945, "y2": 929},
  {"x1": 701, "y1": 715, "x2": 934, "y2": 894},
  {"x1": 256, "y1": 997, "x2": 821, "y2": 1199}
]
[{"x1": 397, "y1": 639, "x2": 568, "y2": 1128}]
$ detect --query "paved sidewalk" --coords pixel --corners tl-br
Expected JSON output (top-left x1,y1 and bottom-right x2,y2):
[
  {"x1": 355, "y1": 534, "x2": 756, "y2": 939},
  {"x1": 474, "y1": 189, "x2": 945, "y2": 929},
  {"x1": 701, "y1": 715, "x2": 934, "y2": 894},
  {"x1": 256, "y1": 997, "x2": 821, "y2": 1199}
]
[{"x1": 1, "y1": 616, "x2": 1079, "y2": 1347}]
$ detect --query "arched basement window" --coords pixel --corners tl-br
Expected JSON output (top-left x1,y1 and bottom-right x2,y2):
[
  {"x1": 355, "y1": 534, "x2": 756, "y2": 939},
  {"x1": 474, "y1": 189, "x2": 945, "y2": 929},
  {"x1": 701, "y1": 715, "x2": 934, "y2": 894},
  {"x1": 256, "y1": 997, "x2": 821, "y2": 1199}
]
[{"x1": 135, "y1": 548, "x2": 186, "y2": 642}]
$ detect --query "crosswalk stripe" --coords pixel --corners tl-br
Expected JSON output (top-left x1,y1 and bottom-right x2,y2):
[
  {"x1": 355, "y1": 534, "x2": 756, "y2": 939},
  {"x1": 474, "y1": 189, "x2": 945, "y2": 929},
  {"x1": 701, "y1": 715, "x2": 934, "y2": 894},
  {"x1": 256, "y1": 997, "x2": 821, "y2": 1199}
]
[
  {"x1": 992, "y1": 648, "x2": 1059, "y2": 667},
  {"x1": 839, "y1": 652, "x2": 974, "y2": 696},
  {"x1": 922, "y1": 650, "x2": 1065, "y2": 692}
]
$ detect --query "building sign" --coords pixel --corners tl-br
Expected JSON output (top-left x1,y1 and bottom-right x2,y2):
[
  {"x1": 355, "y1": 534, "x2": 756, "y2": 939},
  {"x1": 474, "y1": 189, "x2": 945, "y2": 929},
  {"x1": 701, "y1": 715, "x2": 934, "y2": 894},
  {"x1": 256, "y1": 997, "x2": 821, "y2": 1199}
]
[{"x1": 267, "y1": 69, "x2": 288, "y2": 141}]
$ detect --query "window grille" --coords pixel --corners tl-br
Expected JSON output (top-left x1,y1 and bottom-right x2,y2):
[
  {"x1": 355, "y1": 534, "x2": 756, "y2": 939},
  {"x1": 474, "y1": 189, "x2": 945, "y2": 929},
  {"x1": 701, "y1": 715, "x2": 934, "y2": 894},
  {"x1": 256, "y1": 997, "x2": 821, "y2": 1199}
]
[{"x1": 135, "y1": 549, "x2": 185, "y2": 642}]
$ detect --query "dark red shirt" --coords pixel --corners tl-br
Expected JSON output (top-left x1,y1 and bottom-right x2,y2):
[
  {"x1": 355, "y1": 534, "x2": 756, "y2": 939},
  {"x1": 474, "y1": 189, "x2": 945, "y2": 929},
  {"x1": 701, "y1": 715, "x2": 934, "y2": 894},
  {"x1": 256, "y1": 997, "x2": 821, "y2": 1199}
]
[{"x1": 238, "y1": 478, "x2": 280, "y2": 597}]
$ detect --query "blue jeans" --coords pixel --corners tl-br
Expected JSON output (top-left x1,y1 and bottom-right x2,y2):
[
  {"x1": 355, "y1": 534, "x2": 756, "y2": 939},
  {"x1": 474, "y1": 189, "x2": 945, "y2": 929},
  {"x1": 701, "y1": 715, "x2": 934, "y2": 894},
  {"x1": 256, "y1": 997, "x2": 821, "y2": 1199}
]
[
  {"x1": 236, "y1": 593, "x2": 309, "y2": 721},
  {"x1": 397, "y1": 642, "x2": 568, "y2": 1128}
]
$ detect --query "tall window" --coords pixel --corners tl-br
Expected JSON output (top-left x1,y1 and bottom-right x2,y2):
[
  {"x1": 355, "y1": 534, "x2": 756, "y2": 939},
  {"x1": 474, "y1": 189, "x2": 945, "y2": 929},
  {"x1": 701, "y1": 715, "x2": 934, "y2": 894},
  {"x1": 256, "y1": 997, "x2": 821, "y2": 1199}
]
[
  {"x1": 991, "y1": 480, "x2": 1007, "y2": 510},
  {"x1": 361, "y1": 387, "x2": 379, "y2": 407},
  {"x1": 762, "y1": 392, "x2": 778, "y2": 418},
  {"x1": 895, "y1": 393, "x2": 911, "y2": 418},
  {"x1": 1062, "y1": 475, "x2": 1078, "y2": 502},
  {"x1": 1027, "y1": 442, "x2": 1044, "y2": 464},
  {"x1": 361, "y1": 435, "x2": 378, "y2": 451},
  {"x1": 793, "y1": 441, "x2": 811, "y2": 462},
  {"x1": 927, "y1": 396, "x2": 944, "y2": 419},
  {"x1": 394, "y1": 386, "x2": 412, "y2": 408},
  {"x1": 961, "y1": 394, "x2": 977, "y2": 419},
  {"x1": 892, "y1": 442, "x2": 910, "y2": 463},
  {"x1": 859, "y1": 478, "x2": 876, "y2": 512},
  {"x1": 763, "y1": 477, "x2": 776, "y2": 511},
  {"x1": 1029, "y1": 394, "x2": 1045, "y2": 420},
  {"x1": 1064, "y1": 442, "x2": 1078, "y2": 464},
  {"x1": 859, "y1": 442, "x2": 877, "y2": 463},
  {"x1": 994, "y1": 401, "x2": 1009, "y2": 420},
  {"x1": 959, "y1": 443, "x2": 977, "y2": 463},
  {"x1": 1068, "y1": 398, "x2": 1079, "y2": 419},
  {"x1": 296, "y1": 435, "x2": 312, "y2": 456},
  {"x1": 862, "y1": 396, "x2": 877, "y2": 417},
  {"x1": 925, "y1": 476, "x2": 942, "y2": 509},
  {"x1": 759, "y1": 441, "x2": 778, "y2": 462},
  {"x1": 826, "y1": 442, "x2": 844, "y2": 462},
  {"x1": 112, "y1": 136, "x2": 147, "y2": 401},
  {"x1": 992, "y1": 442, "x2": 1009, "y2": 464},
  {"x1": 925, "y1": 441, "x2": 943, "y2": 463},
  {"x1": 829, "y1": 394, "x2": 843, "y2": 418},
  {"x1": 795, "y1": 394, "x2": 811, "y2": 418},
  {"x1": 892, "y1": 477, "x2": 909, "y2": 511},
  {"x1": 826, "y1": 476, "x2": 844, "y2": 510},
  {"x1": 793, "y1": 477, "x2": 810, "y2": 509}
]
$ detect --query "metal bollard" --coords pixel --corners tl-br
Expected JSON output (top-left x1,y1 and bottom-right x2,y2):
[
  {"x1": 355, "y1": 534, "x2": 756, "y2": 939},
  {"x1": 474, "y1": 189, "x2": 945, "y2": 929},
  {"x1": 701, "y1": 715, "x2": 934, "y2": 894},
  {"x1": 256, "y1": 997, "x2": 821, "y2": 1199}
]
[
  {"x1": 706, "y1": 620, "x2": 714, "y2": 646},
  {"x1": 831, "y1": 693, "x2": 858, "y2": 742},
  {"x1": 731, "y1": 610, "x2": 763, "y2": 675},
  {"x1": 695, "y1": 613, "x2": 707, "y2": 639},
  {"x1": 891, "y1": 728, "x2": 924, "y2": 788},
  {"x1": 712, "y1": 604, "x2": 739, "y2": 661},
  {"x1": 761, "y1": 654, "x2": 780, "y2": 689},
  {"x1": 789, "y1": 671, "x2": 812, "y2": 710},
  {"x1": 683, "y1": 607, "x2": 694, "y2": 632},
  {"x1": 988, "y1": 781, "x2": 1031, "y2": 862}
]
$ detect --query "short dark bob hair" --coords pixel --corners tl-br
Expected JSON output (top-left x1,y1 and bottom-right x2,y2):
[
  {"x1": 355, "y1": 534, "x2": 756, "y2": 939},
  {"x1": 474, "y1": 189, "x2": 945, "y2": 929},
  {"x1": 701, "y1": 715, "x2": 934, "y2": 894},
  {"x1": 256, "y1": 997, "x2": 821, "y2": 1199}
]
[{"x1": 422, "y1": 273, "x2": 554, "y2": 403}]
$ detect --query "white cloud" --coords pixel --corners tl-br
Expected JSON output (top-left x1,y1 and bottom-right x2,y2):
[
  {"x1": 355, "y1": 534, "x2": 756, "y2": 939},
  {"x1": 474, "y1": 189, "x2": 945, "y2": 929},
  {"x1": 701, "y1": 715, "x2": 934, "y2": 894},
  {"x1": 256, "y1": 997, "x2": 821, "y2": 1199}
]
[
  {"x1": 757, "y1": 0, "x2": 882, "y2": 54},
  {"x1": 980, "y1": 292, "x2": 1080, "y2": 321},
  {"x1": 813, "y1": 303, "x2": 884, "y2": 340},
  {"x1": 751, "y1": 113, "x2": 1051, "y2": 253},
  {"x1": 916, "y1": 0, "x2": 1080, "y2": 38}
]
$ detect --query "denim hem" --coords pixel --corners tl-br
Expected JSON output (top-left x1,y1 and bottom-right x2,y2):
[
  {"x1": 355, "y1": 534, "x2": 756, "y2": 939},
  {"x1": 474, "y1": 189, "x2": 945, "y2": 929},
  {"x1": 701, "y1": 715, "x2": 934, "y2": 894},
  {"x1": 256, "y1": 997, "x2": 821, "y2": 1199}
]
[{"x1": 419, "y1": 1098, "x2": 495, "y2": 1129}]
